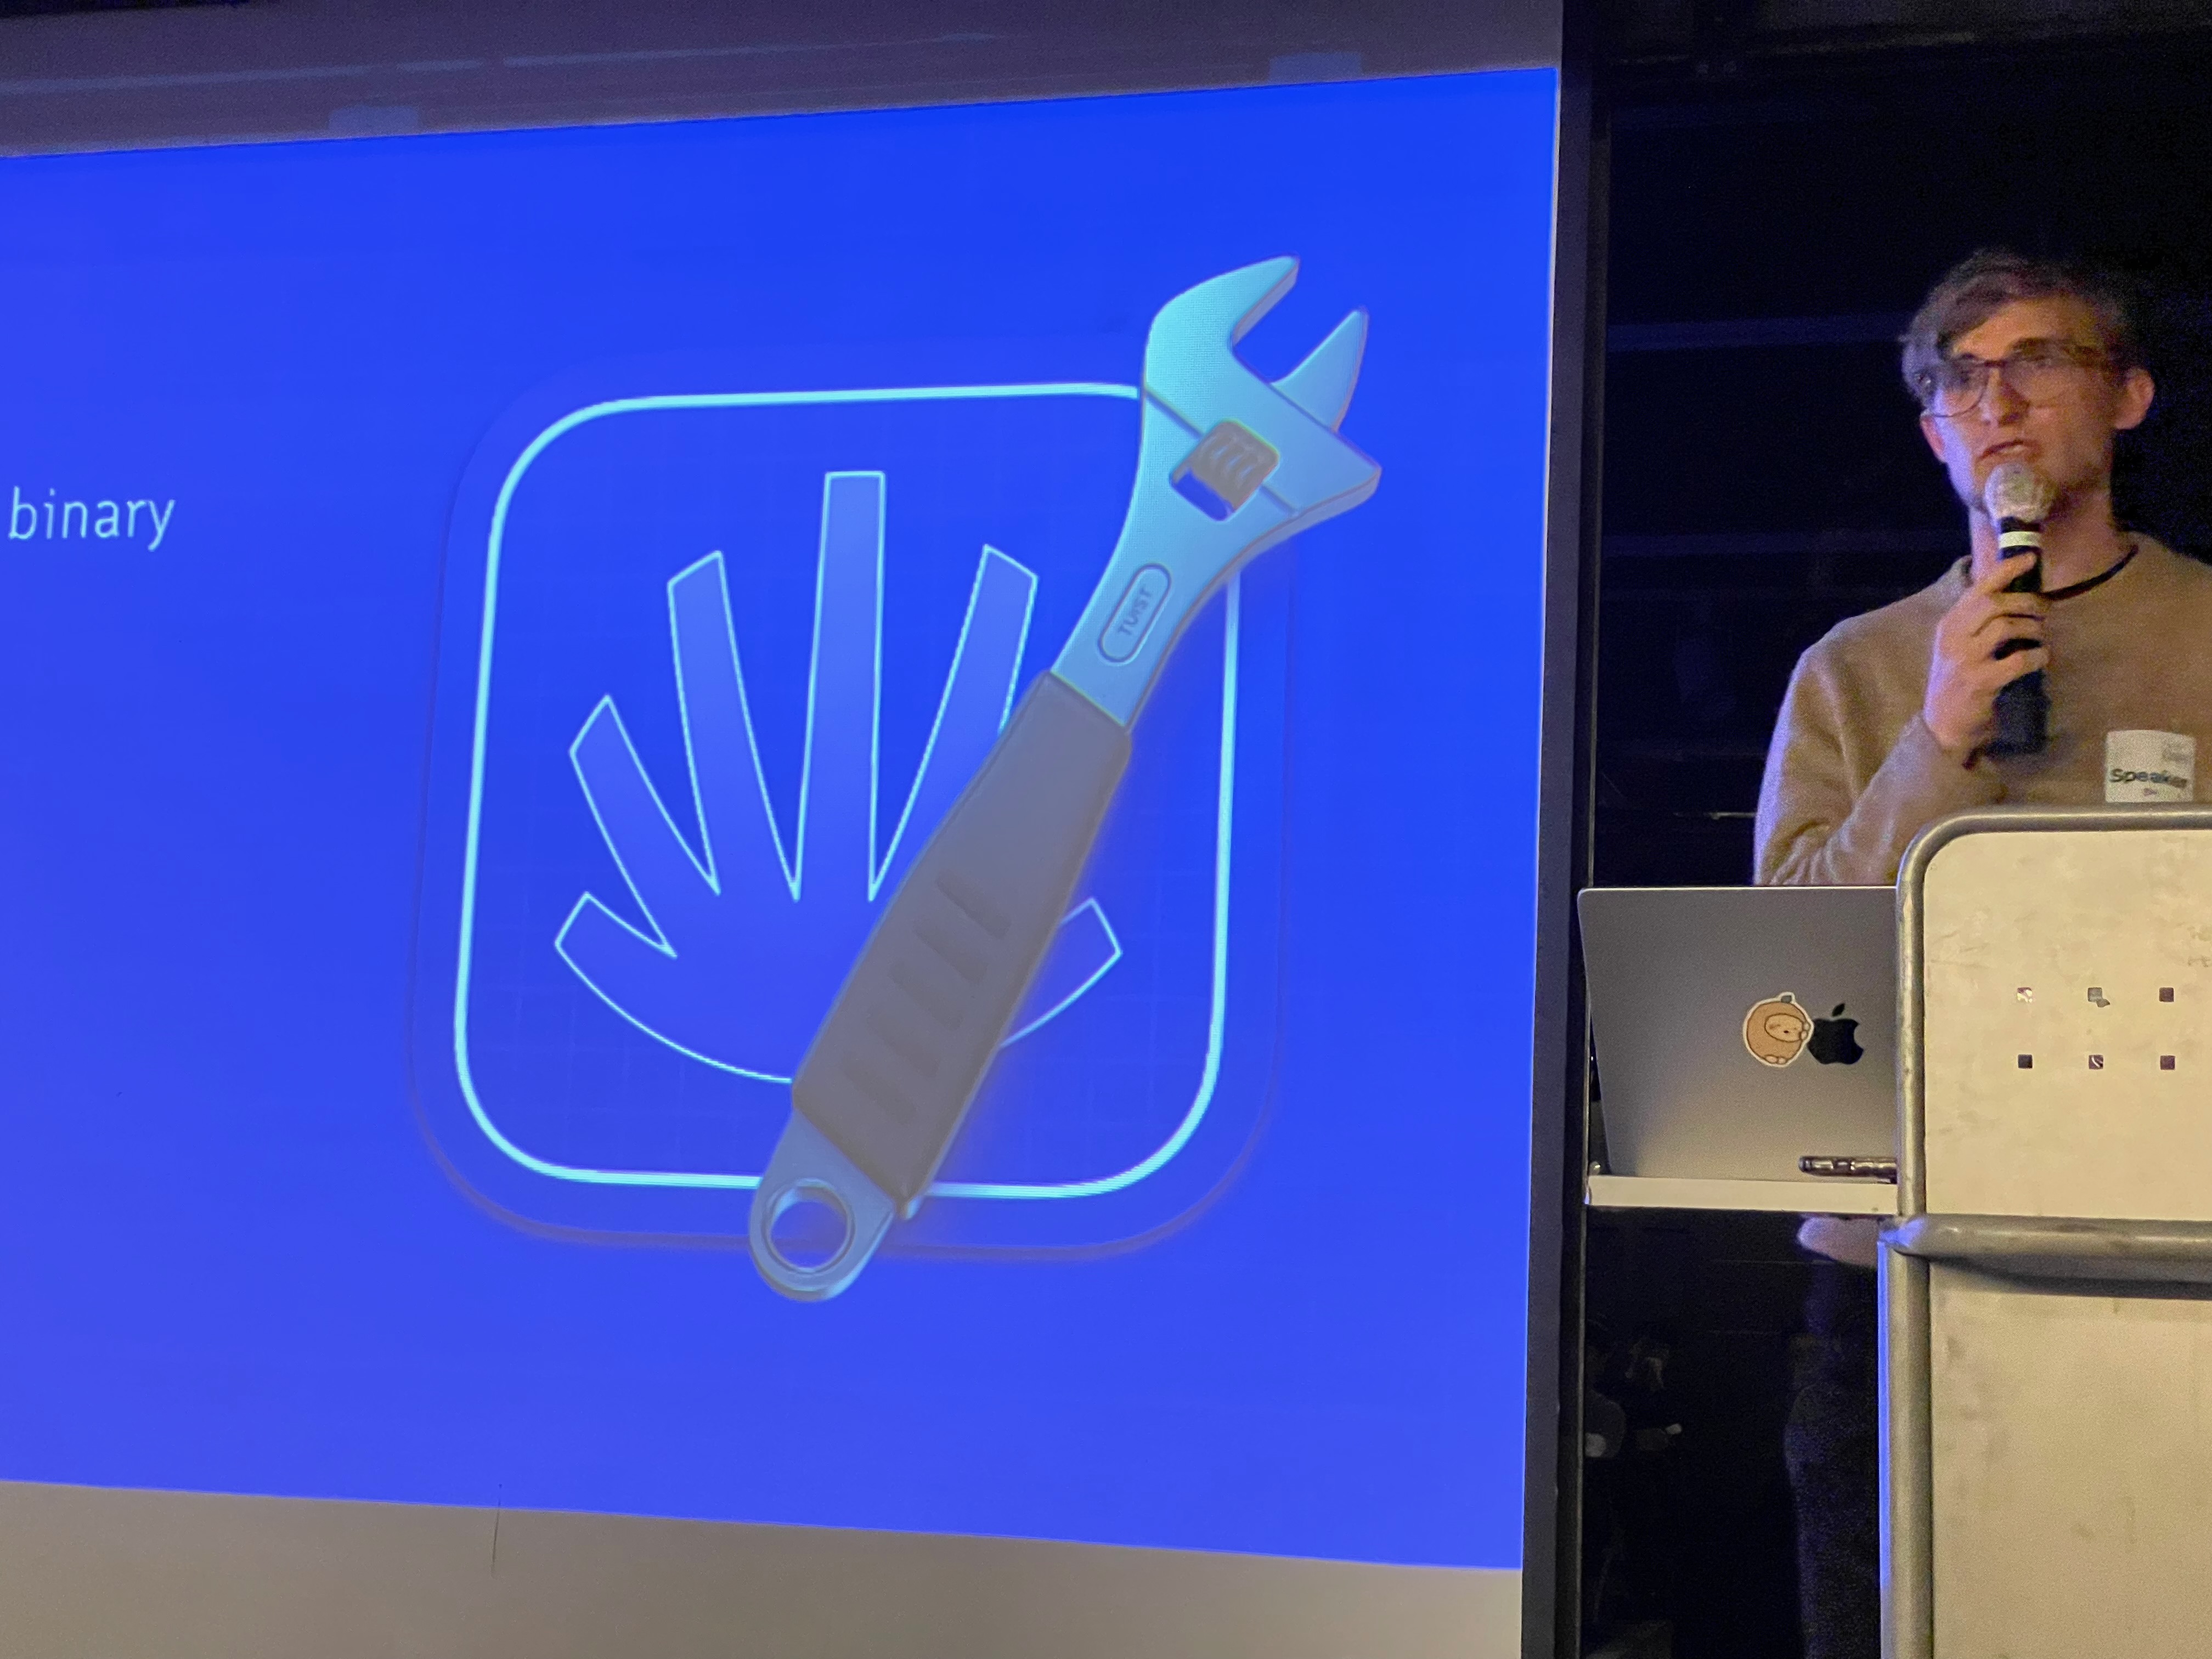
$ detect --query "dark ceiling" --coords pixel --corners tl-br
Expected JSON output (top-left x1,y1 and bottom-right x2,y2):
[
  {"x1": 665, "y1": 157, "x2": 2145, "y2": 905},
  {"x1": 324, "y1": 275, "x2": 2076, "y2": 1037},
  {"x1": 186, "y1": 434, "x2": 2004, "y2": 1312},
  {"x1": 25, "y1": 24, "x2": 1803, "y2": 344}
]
[{"x1": 1604, "y1": 0, "x2": 2212, "y2": 72}]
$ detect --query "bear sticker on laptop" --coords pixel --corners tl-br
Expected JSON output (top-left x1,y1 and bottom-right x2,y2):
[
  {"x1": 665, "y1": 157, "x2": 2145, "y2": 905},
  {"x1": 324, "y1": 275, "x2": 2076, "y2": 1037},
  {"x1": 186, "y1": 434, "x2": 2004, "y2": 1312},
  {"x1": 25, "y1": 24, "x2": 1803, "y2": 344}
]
[
  {"x1": 1744, "y1": 994, "x2": 1813, "y2": 1067},
  {"x1": 1743, "y1": 994, "x2": 1863, "y2": 1068}
]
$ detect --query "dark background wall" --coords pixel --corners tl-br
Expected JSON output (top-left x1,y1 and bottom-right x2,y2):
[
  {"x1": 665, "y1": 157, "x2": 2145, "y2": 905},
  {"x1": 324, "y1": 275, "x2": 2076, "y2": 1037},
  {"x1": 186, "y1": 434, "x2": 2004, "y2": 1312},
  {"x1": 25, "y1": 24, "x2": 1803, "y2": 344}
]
[{"x1": 1582, "y1": 9, "x2": 2212, "y2": 1656}]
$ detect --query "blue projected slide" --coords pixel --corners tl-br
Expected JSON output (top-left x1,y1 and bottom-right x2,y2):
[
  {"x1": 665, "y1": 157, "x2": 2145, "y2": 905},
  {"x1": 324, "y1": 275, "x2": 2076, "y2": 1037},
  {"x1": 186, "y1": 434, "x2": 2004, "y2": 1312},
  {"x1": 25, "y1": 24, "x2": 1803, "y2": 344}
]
[
  {"x1": 0, "y1": 72, "x2": 1555, "y2": 1569},
  {"x1": 432, "y1": 371, "x2": 1280, "y2": 1256}
]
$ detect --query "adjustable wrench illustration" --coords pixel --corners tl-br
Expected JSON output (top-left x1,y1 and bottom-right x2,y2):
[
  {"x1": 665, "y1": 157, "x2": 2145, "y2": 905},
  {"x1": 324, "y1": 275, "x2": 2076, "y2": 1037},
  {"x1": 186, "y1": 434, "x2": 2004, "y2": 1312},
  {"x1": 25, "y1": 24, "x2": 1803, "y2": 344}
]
[{"x1": 748, "y1": 258, "x2": 1380, "y2": 1298}]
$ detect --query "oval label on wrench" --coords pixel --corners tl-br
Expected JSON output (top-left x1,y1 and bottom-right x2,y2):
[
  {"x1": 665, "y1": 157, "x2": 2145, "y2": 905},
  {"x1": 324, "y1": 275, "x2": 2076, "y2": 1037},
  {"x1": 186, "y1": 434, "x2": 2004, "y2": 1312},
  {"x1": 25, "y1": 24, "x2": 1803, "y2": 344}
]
[{"x1": 1098, "y1": 564, "x2": 1173, "y2": 663}]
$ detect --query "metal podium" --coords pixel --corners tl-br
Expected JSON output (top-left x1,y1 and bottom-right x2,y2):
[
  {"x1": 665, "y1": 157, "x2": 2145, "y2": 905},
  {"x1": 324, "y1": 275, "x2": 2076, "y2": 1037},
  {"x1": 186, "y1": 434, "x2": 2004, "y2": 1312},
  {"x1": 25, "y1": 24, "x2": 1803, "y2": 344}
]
[{"x1": 1886, "y1": 806, "x2": 2212, "y2": 1659}]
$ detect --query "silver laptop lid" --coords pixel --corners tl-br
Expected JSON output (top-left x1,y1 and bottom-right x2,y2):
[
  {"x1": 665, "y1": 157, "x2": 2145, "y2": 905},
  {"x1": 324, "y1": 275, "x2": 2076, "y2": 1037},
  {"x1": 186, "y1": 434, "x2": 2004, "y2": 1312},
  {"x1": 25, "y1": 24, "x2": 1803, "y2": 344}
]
[{"x1": 1578, "y1": 885, "x2": 1898, "y2": 1183}]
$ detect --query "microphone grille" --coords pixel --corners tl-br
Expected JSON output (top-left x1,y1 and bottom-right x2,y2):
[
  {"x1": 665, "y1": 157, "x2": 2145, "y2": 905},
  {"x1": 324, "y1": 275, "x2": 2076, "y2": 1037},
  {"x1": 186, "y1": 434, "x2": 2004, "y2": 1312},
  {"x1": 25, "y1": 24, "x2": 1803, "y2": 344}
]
[{"x1": 1984, "y1": 461, "x2": 2055, "y2": 524}]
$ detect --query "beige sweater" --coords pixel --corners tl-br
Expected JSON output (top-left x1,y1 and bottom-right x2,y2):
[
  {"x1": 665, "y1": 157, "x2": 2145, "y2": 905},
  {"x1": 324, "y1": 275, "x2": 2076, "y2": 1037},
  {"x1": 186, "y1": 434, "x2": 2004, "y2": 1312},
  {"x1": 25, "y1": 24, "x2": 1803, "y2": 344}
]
[{"x1": 1755, "y1": 538, "x2": 2212, "y2": 886}]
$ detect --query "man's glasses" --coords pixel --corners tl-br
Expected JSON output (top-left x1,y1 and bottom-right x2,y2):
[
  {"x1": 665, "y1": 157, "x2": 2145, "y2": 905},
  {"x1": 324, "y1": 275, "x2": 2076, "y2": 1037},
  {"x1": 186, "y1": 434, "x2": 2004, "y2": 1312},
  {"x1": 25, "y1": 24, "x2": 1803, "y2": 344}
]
[{"x1": 1916, "y1": 341, "x2": 2111, "y2": 417}]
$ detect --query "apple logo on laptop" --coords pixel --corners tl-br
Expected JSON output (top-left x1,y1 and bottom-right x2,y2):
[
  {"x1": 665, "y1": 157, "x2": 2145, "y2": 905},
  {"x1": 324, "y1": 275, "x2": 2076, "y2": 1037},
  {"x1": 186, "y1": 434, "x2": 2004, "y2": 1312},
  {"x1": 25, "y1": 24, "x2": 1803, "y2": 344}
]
[
  {"x1": 1807, "y1": 1003, "x2": 1864, "y2": 1066},
  {"x1": 1745, "y1": 994, "x2": 1864, "y2": 1069}
]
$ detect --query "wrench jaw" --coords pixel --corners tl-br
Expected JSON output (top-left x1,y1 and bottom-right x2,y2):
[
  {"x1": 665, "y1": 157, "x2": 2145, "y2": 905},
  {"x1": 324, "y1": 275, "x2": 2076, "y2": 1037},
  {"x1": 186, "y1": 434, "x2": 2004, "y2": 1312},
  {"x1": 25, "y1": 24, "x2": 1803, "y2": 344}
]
[
  {"x1": 1147, "y1": 255, "x2": 1300, "y2": 356},
  {"x1": 1142, "y1": 257, "x2": 1380, "y2": 517},
  {"x1": 1274, "y1": 308, "x2": 1369, "y2": 432},
  {"x1": 1052, "y1": 262, "x2": 1380, "y2": 727}
]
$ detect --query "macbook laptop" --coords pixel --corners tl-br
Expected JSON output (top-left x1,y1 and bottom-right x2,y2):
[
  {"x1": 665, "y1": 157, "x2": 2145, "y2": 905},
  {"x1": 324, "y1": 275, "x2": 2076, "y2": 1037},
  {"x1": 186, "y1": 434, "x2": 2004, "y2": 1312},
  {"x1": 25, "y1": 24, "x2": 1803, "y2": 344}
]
[{"x1": 1577, "y1": 885, "x2": 1898, "y2": 1184}]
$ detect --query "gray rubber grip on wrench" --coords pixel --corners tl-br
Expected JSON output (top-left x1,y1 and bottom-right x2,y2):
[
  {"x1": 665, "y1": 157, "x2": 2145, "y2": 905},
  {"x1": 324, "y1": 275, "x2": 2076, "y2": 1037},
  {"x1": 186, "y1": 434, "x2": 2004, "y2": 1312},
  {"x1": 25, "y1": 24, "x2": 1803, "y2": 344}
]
[{"x1": 791, "y1": 670, "x2": 1132, "y2": 1208}]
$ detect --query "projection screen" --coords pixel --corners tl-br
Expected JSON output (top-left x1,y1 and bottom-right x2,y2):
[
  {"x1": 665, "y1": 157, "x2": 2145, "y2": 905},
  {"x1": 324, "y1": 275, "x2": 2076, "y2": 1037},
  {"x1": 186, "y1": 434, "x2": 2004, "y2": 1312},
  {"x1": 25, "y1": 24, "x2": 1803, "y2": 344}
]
[{"x1": 0, "y1": 4, "x2": 1577, "y2": 1654}]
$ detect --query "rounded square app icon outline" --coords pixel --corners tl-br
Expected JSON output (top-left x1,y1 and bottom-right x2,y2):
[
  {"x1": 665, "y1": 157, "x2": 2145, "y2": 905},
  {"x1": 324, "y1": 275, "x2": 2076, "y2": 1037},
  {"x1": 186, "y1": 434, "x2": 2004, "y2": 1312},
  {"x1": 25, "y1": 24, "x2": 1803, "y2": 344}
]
[{"x1": 410, "y1": 359, "x2": 1288, "y2": 1255}]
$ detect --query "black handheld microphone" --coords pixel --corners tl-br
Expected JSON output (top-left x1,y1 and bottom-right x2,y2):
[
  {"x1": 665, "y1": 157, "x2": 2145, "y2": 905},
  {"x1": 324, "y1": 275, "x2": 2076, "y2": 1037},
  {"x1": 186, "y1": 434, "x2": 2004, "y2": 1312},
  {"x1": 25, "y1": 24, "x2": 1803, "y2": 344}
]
[{"x1": 1983, "y1": 460, "x2": 2056, "y2": 758}]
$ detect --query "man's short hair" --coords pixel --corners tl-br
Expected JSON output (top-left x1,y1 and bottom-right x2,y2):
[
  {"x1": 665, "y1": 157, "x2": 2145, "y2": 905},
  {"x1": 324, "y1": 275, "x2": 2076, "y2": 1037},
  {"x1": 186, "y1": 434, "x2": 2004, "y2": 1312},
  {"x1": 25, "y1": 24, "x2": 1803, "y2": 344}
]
[{"x1": 1900, "y1": 249, "x2": 2142, "y2": 405}]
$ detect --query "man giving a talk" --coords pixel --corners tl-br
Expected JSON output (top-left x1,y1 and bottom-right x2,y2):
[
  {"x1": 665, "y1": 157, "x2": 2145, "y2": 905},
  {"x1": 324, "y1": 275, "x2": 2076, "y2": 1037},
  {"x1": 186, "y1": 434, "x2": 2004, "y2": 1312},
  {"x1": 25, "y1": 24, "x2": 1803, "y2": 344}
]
[{"x1": 1754, "y1": 247, "x2": 2212, "y2": 1659}]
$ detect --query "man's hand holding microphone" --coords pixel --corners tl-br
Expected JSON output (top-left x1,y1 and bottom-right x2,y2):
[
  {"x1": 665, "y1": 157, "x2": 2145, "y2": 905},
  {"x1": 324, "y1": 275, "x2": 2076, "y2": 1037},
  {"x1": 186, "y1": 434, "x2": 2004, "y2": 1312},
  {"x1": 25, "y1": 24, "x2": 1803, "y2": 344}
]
[{"x1": 1925, "y1": 461, "x2": 2056, "y2": 759}]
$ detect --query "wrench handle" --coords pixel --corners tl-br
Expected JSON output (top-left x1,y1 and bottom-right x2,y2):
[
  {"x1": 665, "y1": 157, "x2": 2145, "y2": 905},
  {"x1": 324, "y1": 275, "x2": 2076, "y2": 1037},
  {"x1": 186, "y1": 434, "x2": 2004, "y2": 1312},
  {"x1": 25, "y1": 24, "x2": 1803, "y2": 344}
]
[{"x1": 791, "y1": 670, "x2": 1131, "y2": 1207}]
